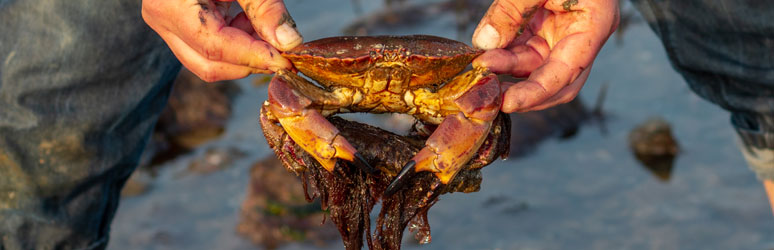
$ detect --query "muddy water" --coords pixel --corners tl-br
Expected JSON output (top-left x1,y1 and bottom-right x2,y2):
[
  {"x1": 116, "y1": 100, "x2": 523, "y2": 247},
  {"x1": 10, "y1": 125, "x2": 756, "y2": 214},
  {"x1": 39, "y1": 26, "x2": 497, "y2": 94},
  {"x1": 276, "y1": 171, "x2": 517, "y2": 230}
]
[{"x1": 109, "y1": 1, "x2": 774, "y2": 249}]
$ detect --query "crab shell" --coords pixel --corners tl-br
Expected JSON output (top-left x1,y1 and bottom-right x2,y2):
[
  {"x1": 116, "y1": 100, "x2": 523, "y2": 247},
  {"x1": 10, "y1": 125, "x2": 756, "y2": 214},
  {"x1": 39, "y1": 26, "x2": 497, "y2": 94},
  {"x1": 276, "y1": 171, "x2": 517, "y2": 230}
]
[
  {"x1": 282, "y1": 35, "x2": 483, "y2": 89},
  {"x1": 262, "y1": 35, "x2": 503, "y2": 189}
]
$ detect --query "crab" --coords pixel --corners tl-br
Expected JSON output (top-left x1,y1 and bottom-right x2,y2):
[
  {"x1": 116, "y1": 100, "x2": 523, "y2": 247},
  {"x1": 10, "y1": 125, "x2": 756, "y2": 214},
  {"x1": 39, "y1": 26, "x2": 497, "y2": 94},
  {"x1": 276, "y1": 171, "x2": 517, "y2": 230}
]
[{"x1": 261, "y1": 35, "x2": 502, "y2": 195}]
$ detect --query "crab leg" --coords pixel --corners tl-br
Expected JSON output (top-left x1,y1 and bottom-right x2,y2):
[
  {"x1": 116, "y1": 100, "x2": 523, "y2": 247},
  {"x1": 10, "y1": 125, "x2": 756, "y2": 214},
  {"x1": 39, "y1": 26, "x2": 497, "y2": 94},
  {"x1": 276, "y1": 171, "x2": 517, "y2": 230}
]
[
  {"x1": 265, "y1": 71, "x2": 375, "y2": 174},
  {"x1": 274, "y1": 70, "x2": 355, "y2": 111},
  {"x1": 386, "y1": 70, "x2": 501, "y2": 196}
]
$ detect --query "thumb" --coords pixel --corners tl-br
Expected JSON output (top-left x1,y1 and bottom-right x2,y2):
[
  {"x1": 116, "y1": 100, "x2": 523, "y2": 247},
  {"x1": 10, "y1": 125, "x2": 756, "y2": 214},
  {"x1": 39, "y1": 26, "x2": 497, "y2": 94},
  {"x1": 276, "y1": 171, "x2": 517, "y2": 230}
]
[
  {"x1": 237, "y1": 0, "x2": 303, "y2": 51},
  {"x1": 472, "y1": 0, "x2": 545, "y2": 50}
]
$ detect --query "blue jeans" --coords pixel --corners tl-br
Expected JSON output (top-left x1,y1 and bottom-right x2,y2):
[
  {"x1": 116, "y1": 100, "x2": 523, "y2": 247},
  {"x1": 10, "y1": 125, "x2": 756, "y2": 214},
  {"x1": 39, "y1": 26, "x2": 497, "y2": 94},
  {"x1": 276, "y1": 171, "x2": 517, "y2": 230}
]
[
  {"x1": 0, "y1": 0, "x2": 180, "y2": 249},
  {"x1": 631, "y1": 0, "x2": 774, "y2": 179}
]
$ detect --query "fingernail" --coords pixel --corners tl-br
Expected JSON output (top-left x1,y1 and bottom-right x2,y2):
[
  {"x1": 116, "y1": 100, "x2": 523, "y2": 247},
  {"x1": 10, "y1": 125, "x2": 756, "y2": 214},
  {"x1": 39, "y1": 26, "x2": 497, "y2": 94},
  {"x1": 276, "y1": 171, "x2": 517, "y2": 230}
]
[
  {"x1": 275, "y1": 23, "x2": 302, "y2": 50},
  {"x1": 503, "y1": 85, "x2": 525, "y2": 112},
  {"x1": 474, "y1": 24, "x2": 501, "y2": 50}
]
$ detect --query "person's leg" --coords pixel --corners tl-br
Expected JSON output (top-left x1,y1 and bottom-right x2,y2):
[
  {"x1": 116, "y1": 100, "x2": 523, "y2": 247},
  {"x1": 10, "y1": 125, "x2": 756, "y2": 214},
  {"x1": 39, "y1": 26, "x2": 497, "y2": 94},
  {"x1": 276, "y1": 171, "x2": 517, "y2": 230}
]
[
  {"x1": 734, "y1": 112, "x2": 774, "y2": 214},
  {"x1": 0, "y1": 0, "x2": 181, "y2": 249},
  {"x1": 630, "y1": 0, "x2": 774, "y2": 214},
  {"x1": 765, "y1": 180, "x2": 774, "y2": 215}
]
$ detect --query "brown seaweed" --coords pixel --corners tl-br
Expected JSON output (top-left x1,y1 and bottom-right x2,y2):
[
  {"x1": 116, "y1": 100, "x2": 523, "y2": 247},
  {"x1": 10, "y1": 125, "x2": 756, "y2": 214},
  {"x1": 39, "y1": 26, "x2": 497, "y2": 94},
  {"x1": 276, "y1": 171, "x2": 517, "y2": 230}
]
[{"x1": 259, "y1": 109, "x2": 510, "y2": 249}]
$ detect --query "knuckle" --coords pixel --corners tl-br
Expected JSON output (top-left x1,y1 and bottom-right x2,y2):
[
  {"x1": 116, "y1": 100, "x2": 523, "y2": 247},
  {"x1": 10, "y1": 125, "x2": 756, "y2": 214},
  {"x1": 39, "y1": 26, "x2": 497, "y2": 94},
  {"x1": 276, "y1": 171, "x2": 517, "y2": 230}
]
[
  {"x1": 246, "y1": 0, "x2": 286, "y2": 17},
  {"x1": 141, "y1": 0, "x2": 163, "y2": 23},
  {"x1": 196, "y1": 65, "x2": 220, "y2": 83},
  {"x1": 262, "y1": 0, "x2": 287, "y2": 14},
  {"x1": 197, "y1": 34, "x2": 224, "y2": 61},
  {"x1": 526, "y1": 37, "x2": 550, "y2": 60},
  {"x1": 203, "y1": 45, "x2": 223, "y2": 61},
  {"x1": 490, "y1": 0, "x2": 521, "y2": 24},
  {"x1": 493, "y1": 0, "x2": 520, "y2": 13}
]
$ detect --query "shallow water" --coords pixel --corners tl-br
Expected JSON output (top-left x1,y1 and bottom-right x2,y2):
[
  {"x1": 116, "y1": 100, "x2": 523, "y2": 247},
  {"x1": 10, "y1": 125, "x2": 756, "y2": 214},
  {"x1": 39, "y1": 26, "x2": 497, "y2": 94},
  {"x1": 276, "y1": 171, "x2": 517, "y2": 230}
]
[{"x1": 109, "y1": 1, "x2": 774, "y2": 249}]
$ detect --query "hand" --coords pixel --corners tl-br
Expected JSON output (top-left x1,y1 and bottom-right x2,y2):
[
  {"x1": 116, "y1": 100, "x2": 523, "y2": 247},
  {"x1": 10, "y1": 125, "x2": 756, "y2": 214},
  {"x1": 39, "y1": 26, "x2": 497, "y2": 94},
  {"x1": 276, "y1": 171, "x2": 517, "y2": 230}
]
[
  {"x1": 472, "y1": 0, "x2": 618, "y2": 112},
  {"x1": 142, "y1": 0, "x2": 303, "y2": 82}
]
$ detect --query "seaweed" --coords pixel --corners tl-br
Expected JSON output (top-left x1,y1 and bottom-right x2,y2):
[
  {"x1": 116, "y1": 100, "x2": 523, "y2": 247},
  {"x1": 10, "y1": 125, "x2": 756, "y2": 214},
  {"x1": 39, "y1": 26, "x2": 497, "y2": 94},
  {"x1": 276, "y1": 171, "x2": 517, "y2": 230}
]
[{"x1": 259, "y1": 110, "x2": 510, "y2": 249}]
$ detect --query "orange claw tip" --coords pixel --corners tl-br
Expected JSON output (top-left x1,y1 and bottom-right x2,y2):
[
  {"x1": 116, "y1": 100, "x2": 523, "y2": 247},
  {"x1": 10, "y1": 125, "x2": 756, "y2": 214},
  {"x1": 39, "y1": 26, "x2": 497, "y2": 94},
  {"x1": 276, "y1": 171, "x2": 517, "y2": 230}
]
[
  {"x1": 384, "y1": 160, "x2": 417, "y2": 197},
  {"x1": 435, "y1": 171, "x2": 456, "y2": 185},
  {"x1": 318, "y1": 158, "x2": 337, "y2": 172}
]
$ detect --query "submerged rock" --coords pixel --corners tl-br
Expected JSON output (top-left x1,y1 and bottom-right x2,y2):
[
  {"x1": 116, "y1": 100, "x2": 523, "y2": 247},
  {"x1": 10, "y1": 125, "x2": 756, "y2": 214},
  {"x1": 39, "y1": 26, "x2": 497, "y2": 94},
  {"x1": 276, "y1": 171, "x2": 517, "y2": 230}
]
[
  {"x1": 237, "y1": 156, "x2": 339, "y2": 249},
  {"x1": 121, "y1": 170, "x2": 153, "y2": 198},
  {"x1": 628, "y1": 117, "x2": 680, "y2": 181},
  {"x1": 185, "y1": 147, "x2": 247, "y2": 175},
  {"x1": 140, "y1": 69, "x2": 241, "y2": 168}
]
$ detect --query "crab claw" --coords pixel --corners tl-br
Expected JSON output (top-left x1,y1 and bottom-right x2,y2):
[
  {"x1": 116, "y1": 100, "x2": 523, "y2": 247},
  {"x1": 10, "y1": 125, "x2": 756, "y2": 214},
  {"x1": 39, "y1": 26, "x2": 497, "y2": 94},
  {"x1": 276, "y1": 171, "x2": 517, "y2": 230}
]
[
  {"x1": 267, "y1": 72, "x2": 371, "y2": 174},
  {"x1": 384, "y1": 160, "x2": 416, "y2": 196},
  {"x1": 354, "y1": 152, "x2": 377, "y2": 174},
  {"x1": 386, "y1": 72, "x2": 500, "y2": 195}
]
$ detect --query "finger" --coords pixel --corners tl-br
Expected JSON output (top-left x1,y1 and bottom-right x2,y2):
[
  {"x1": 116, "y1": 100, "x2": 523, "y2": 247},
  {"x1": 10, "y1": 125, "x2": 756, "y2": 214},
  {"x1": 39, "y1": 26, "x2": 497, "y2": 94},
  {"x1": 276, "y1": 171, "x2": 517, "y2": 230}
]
[
  {"x1": 229, "y1": 12, "x2": 256, "y2": 35},
  {"x1": 160, "y1": 31, "x2": 269, "y2": 82},
  {"x1": 473, "y1": 35, "x2": 549, "y2": 77},
  {"x1": 500, "y1": 50, "x2": 583, "y2": 113},
  {"x1": 176, "y1": 2, "x2": 292, "y2": 72},
  {"x1": 472, "y1": 0, "x2": 546, "y2": 49},
  {"x1": 501, "y1": 0, "x2": 616, "y2": 112},
  {"x1": 540, "y1": 0, "x2": 619, "y2": 46},
  {"x1": 498, "y1": 81, "x2": 515, "y2": 112},
  {"x1": 515, "y1": 65, "x2": 590, "y2": 112},
  {"x1": 544, "y1": 0, "x2": 620, "y2": 34},
  {"x1": 500, "y1": 81, "x2": 516, "y2": 91},
  {"x1": 238, "y1": 0, "x2": 303, "y2": 51}
]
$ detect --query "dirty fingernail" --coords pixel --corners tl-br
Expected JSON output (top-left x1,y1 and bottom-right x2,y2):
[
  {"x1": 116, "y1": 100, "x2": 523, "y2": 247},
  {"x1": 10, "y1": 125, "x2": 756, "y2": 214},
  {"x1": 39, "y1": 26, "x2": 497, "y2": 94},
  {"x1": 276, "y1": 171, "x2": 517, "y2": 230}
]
[
  {"x1": 275, "y1": 23, "x2": 302, "y2": 50},
  {"x1": 474, "y1": 24, "x2": 501, "y2": 50}
]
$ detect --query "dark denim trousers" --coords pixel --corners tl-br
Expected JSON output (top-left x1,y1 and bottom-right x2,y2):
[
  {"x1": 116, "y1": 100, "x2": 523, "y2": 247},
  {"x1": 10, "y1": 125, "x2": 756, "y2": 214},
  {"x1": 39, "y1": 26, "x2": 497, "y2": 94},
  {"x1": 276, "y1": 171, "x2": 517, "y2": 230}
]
[
  {"x1": 631, "y1": 0, "x2": 774, "y2": 179},
  {"x1": 0, "y1": 0, "x2": 180, "y2": 249}
]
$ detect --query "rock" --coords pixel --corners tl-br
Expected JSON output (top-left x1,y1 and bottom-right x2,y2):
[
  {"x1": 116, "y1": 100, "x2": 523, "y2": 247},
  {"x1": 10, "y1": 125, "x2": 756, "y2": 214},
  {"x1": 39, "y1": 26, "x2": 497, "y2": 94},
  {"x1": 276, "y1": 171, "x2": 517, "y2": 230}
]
[
  {"x1": 139, "y1": 69, "x2": 241, "y2": 168},
  {"x1": 236, "y1": 156, "x2": 339, "y2": 249},
  {"x1": 185, "y1": 147, "x2": 247, "y2": 175},
  {"x1": 121, "y1": 170, "x2": 153, "y2": 198},
  {"x1": 628, "y1": 117, "x2": 680, "y2": 181}
]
